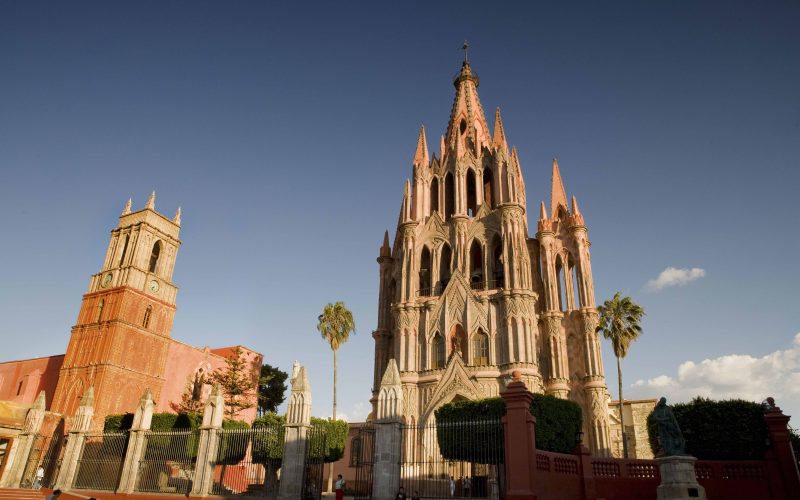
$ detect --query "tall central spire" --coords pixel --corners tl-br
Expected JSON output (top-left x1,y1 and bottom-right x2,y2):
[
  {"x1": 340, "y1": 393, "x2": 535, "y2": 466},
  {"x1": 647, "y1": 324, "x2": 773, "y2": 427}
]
[{"x1": 444, "y1": 60, "x2": 491, "y2": 158}]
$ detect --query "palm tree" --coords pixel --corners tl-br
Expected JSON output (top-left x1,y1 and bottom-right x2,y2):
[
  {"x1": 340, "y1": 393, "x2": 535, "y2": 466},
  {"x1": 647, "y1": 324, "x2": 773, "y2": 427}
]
[
  {"x1": 316, "y1": 301, "x2": 355, "y2": 491},
  {"x1": 596, "y1": 292, "x2": 645, "y2": 459}
]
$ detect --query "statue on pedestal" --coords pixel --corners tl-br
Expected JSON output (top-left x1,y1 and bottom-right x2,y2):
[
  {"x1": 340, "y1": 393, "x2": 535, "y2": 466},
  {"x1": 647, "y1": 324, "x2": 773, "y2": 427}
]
[{"x1": 654, "y1": 397, "x2": 686, "y2": 456}]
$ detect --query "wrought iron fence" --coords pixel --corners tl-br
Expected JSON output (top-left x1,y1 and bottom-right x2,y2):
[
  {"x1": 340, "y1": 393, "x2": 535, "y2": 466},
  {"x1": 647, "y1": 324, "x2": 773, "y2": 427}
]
[
  {"x1": 400, "y1": 419, "x2": 504, "y2": 499},
  {"x1": 210, "y1": 425, "x2": 284, "y2": 497},
  {"x1": 135, "y1": 429, "x2": 199, "y2": 494},
  {"x1": 73, "y1": 431, "x2": 129, "y2": 491},
  {"x1": 21, "y1": 432, "x2": 64, "y2": 489},
  {"x1": 352, "y1": 424, "x2": 375, "y2": 500},
  {"x1": 302, "y1": 425, "x2": 327, "y2": 500}
]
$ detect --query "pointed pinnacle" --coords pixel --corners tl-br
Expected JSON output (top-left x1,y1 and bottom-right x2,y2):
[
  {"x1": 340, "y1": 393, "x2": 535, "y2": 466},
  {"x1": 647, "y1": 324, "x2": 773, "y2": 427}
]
[
  {"x1": 550, "y1": 159, "x2": 568, "y2": 219},
  {"x1": 413, "y1": 126, "x2": 430, "y2": 167},
  {"x1": 34, "y1": 390, "x2": 46, "y2": 410},
  {"x1": 80, "y1": 386, "x2": 95, "y2": 407},
  {"x1": 173, "y1": 206, "x2": 182, "y2": 225},
  {"x1": 539, "y1": 201, "x2": 548, "y2": 221},
  {"x1": 380, "y1": 230, "x2": 391, "y2": 257},
  {"x1": 122, "y1": 198, "x2": 132, "y2": 216},
  {"x1": 440, "y1": 135, "x2": 446, "y2": 160},
  {"x1": 571, "y1": 196, "x2": 581, "y2": 215},
  {"x1": 493, "y1": 107, "x2": 508, "y2": 153},
  {"x1": 145, "y1": 191, "x2": 156, "y2": 210}
]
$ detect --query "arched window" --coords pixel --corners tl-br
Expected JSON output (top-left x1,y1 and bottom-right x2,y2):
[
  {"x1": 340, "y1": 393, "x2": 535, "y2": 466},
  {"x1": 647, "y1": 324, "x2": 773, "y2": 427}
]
[
  {"x1": 571, "y1": 262, "x2": 582, "y2": 309},
  {"x1": 492, "y1": 235, "x2": 504, "y2": 288},
  {"x1": 472, "y1": 330, "x2": 489, "y2": 366},
  {"x1": 148, "y1": 241, "x2": 162, "y2": 274},
  {"x1": 483, "y1": 168, "x2": 495, "y2": 209},
  {"x1": 430, "y1": 178, "x2": 439, "y2": 215},
  {"x1": 349, "y1": 437, "x2": 362, "y2": 467},
  {"x1": 466, "y1": 168, "x2": 477, "y2": 216},
  {"x1": 556, "y1": 256, "x2": 566, "y2": 312},
  {"x1": 419, "y1": 246, "x2": 432, "y2": 296},
  {"x1": 432, "y1": 332, "x2": 445, "y2": 369},
  {"x1": 119, "y1": 235, "x2": 129, "y2": 266},
  {"x1": 445, "y1": 173, "x2": 455, "y2": 220},
  {"x1": 450, "y1": 324, "x2": 468, "y2": 364},
  {"x1": 439, "y1": 244, "x2": 452, "y2": 292},
  {"x1": 96, "y1": 299, "x2": 104, "y2": 323},
  {"x1": 143, "y1": 305, "x2": 153, "y2": 329},
  {"x1": 469, "y1": 240, "x2": 483, "y2": 289}
]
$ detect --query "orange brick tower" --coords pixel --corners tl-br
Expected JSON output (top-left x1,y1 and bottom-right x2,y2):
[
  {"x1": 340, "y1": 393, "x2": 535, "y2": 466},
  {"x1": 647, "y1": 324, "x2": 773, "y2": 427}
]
[{"x1": 51, "y1": 193, "x2": 182, "y2": 427}]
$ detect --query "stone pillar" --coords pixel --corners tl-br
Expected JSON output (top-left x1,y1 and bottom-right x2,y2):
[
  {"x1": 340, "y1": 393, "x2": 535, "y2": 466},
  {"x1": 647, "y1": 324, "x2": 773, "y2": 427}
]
[
  {"x1": 191, "y1": 384, "x2": 225, "y2": 496},
  {"x1": 500, "y1": 371, "x2": 537, "y2": 500},
  {"x1": 763, "y1": 397, "x2": 800, "y2": 500},
  {"x1": 117, "y1": 389, "x2": 154, "y2": 493},
  {"x1": 0, "y1": 391, "x2": 46, "y2": 488},
  {"x1": 373, "y1": 359, "x2": 403, "y2": 500},
  {"x1": 277, "y1": 366, "x2": 312, "y2": 500},
  {"x1": 656, "y1": 456, "x2": 707, "y2": 500},
  {"x1": 54, "y1": 386, "x2": 95, "y2": 491}
]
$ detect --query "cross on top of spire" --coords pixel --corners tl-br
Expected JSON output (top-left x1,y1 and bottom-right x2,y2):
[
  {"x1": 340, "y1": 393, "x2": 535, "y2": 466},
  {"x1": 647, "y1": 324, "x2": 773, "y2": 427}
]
[{"x1": 462, "y1": 40, "x2": 469, "y2": 63}]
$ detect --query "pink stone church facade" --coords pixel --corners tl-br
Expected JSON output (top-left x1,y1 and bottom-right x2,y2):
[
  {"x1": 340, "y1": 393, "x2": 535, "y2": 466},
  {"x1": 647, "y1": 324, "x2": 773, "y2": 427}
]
[
  {"x1": 0, "y1": 195, "x2": 261, "y2": 430},
  {"x1": 371, "y1": 60, "x2": 618, "y2": 456}
]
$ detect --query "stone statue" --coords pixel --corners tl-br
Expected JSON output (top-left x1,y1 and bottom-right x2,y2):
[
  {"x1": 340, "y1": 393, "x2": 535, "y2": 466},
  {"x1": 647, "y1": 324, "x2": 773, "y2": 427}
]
[
  {"x1": 291, "y1": 360, "x2": 300, "y2": 382},
  {"x1": 654, "y1": 397, "x2": 686, "y2": 456}
]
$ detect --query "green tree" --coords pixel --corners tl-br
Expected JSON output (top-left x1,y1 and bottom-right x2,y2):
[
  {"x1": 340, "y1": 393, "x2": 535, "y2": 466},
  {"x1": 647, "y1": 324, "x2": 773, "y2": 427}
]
[
  {"x1": 210, "y1": 346, "x2": 257, "y2": 419},
  {"x1": 169, "y1": 373, "x2": 206, "y2": 414},
  {"x1": 596, "y1": 292, "x2": 645, "y2": 459},
  {"x1": 316, "y1": 301, "x2": 355, "y2": 492},
  {"x1": 257, "y1": 364, "x2": 288, "y2": 415}
]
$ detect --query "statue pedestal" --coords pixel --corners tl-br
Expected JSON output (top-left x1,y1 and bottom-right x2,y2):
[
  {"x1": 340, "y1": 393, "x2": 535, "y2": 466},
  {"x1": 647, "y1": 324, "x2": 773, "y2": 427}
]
[{"x1": 656, "y1": 456, "x2": 706, "y2": 500}]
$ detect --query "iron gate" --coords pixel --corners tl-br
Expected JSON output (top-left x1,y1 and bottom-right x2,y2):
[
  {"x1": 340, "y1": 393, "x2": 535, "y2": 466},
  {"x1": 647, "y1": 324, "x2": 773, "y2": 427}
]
[
  {"x1": 301, "y1": 425, "x2": 326, "y2": 500},
  {"x1": 400, "y1": 418, "x2": 504, "y2": 499},
  {"x1": 135, "y1": 429, "x2": 198, "y2": 494},
  {"x1": 211, "y1": 425, "x2": 283, "y2": 497},
  {"x1": 72, "y1": 431, "x2": 129, "y2": 491},
  {"x1": 21, "y1": 432, "x2": 64, "y2": 489},
  {"x1": 352, "y1": 424, "x2": 375, "y2": 500}
]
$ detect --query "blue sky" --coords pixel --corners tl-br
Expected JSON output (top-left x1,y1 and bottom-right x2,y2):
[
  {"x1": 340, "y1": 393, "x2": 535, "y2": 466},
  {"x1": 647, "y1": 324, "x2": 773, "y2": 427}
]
[{"x1": 1, "y1": 1, "x2": 799, "y2": 421}]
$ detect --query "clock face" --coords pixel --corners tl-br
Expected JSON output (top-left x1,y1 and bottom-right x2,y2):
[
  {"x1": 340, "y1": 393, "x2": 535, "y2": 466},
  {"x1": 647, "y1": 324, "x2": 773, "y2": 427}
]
[
  {"x1": 102, "y1": 273, "x2": 113, "y2": 287},
  {"x1": 148, "y1": 280, "x2": 160, "y2": 293}
]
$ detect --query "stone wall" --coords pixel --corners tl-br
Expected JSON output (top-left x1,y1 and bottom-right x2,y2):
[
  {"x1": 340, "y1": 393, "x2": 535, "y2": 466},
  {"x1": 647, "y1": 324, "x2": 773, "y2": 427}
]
[{"x1": 608, "y1": 399, "x2": 656, "y2": 459}]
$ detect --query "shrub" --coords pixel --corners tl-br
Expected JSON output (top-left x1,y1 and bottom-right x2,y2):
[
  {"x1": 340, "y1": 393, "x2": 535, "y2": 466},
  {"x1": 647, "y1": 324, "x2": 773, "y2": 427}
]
[
  {"x1": 310, "y1": 417, "x2": 348, "y2": 463},
  {"x1": 646, "y1": 398, "x2": 768, "y2": 460},
  {"x1": 530, "y1": 394, "x2": 583, "y2": 454},
  {"x1": 252, "y1": 413, "x2": 286, "y2": 465}
]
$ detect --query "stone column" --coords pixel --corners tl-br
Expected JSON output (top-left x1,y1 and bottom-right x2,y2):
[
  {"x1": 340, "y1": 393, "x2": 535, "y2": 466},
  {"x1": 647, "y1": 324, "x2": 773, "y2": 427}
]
[
  {"x1": 373, "y1": 359, "x2": 403, "y2": 500},
  {"x1": 117, "y1": 389, "x2": 154, "y2": 493},
  {"x1": 500, "y1": 371, "x2": 536, "y2": 500},
  {"x1": 277, "y1": 366, "x2": 312, "y2": 500},
  {"x1": 191, "y1": 384, "x2": 225, "y2": 496},
  {"x1": 0, "y1": 391, "x2": 46, "y2": 488},
  {"x1": 54, "y1": 386, "x2": 95, "y2": 491}
]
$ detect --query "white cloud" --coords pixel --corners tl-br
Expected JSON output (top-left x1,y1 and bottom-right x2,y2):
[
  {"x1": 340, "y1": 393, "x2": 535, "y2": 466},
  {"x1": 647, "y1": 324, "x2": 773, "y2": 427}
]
[
  {"x1": 645, "y1": 267, "x2": 706, "y2": 291},
  {"x1": 629, "y1": 333, "x2": 800, "y2": 417}
]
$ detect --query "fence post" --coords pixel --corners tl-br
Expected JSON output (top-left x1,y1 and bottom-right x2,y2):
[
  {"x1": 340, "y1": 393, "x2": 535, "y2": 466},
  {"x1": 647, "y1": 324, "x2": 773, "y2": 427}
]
[
  {"x1": 372, "y1": 359, "x2": 403, "y2": 500},
  {"x1": 117, "y1": 388, "x2": 154, "y2": 493},
  {"x1": 0, "y1": 391, "x2": 47, "y2": 488},
  {"x1": 500, "y1": 370, "x2": 537, "y2": 500},
  {"x1": 277, "y1": 365, "x2": 312, "y2": 500},
  {"x1": 763, "y1": 397, "x2": 800, "y2": 500},
  {"x1": 575, "y1": 444, "x2": 597, "y2": 500},
  {"x1": 54, "y1": 386, "x2": 94, "y2": 491},
  {"x1": 191, "y1": 384, "x2": 225, "y2": 496}
]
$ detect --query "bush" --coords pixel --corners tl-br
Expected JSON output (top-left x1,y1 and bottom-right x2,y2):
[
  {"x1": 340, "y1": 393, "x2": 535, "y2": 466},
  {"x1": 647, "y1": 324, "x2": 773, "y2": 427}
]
[
  {"x1": 434, "y1": 394, "x2": 583, "y2": 461},
  {"x1": 252, "y1": 413, "x2": 286, "y2": 465},
  {"x1": 217, "y1": 419, "x2": 250, "y2": 464},
  {"x1": 310, "y1": 417, "x2": 348, "y2": 463},
  {"x1": 646, "y1": 398, "x2": 768, "y2": 460}
]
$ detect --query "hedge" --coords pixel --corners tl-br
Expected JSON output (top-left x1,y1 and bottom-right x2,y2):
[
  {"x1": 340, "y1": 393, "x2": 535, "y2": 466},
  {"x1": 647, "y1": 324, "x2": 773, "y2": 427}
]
[
  {"x1": 252, "y1": 413, "x2": 286, "y2": 465},
  {"x1": 310, "y1": 417, "x2": 349, "y2": 463},
  {"x1": 646, "y1": 398, "x2": 768, "y2": 460},
  {"x1": 434, "y1": 394, "x2": 583, "y2": 462}
]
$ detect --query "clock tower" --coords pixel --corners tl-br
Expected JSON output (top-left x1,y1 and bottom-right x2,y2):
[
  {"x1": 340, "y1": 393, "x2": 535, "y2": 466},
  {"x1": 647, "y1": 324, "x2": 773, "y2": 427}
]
[{"x1": 51, "y1": 192, "x2": 182, "y2": 427}]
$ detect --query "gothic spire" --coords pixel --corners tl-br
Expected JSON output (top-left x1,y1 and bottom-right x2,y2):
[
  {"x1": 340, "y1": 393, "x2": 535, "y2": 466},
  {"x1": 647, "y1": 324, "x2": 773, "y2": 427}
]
[
  {"x1": 492, "y1": 107, "x2": 509, "y2": 154},
  {"x1": 122, "y1": 198, "x2": 132, "y2": 216},
  {"x1": 145, "y1": 191, "x2": 156, "y2": 210},
  {"x1": 550, "y1": 159, "x2": 568, "y2": 219},
  {"x1": 571, "y1": 196, "x2": 581, "y2": 216},
  {"x1": 444, "y1": 60, "x2": 491, "y2": 157},
  {"x1": 380, "y1": 230, "x2": 391, "y2": 257},
  {"x1": 413, "y1": 126, "x2": 430, "y2": 167}
]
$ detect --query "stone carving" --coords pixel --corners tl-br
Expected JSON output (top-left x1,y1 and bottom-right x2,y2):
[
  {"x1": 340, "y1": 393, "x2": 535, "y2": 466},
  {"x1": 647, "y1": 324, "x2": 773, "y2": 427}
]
[{"x1": 654, "y1": 397, "x2": 686, "y2": 456}]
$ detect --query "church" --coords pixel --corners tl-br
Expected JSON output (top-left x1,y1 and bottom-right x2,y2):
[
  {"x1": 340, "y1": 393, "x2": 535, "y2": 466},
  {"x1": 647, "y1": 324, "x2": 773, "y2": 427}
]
[
  {"x1": 0, "y1": 194, "x2": 262, "y2": 431},
  {"x1": 370, "y1": 58, "x2": 628, "y2": 457}
]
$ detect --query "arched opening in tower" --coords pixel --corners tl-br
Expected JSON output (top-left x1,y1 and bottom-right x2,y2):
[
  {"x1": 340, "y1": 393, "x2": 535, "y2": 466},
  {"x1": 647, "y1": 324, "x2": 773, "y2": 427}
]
[
  {"x1": 445, "y1": 172, "x2": 455, "y2": 219},
  {"x1": 483, "y1": 168, "x2": 495, "y2": 209},
  {"x1": 466, "y1": 168, "x2": 477, "y2": 216},
  {"x1": 119, "y1": 234, "x2": 129, "y2": 266},
  {"x1": 419, "y1": 246, "x2": 432, "y2": 296},
  {"x1": 431, "y1": 332, "x2": 445, "y2": 369},
  {"x1": 439, "y1": 244, "x2": 452, "y2": 292},
  {"x1": 556, "y1": 255, "x2": 567, "y2": 312},
  {"x1": 148, "y1": 241, "x2": 161, "y2": 274},
  {"x1": 469, "y1": 240, "x2": 483, "y2": 289},
  {"x1": 492, "y1": 235, "x2": 504, "y2": 288},
  {"x1": 430, "y1": 177, "x2": 439, "y2": 215}
]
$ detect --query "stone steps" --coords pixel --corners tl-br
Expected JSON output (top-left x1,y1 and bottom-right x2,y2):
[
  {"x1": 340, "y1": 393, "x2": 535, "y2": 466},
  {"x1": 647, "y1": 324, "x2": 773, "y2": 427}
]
[{"x1": 0, "y1": 488, "x2": 46, "y2": 500}]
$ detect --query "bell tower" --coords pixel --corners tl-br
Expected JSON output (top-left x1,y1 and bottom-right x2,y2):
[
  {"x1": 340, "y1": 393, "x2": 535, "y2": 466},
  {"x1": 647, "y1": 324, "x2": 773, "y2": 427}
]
[{"x1": 51, "y1": 192, "x2": 182, "y2": 426}]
